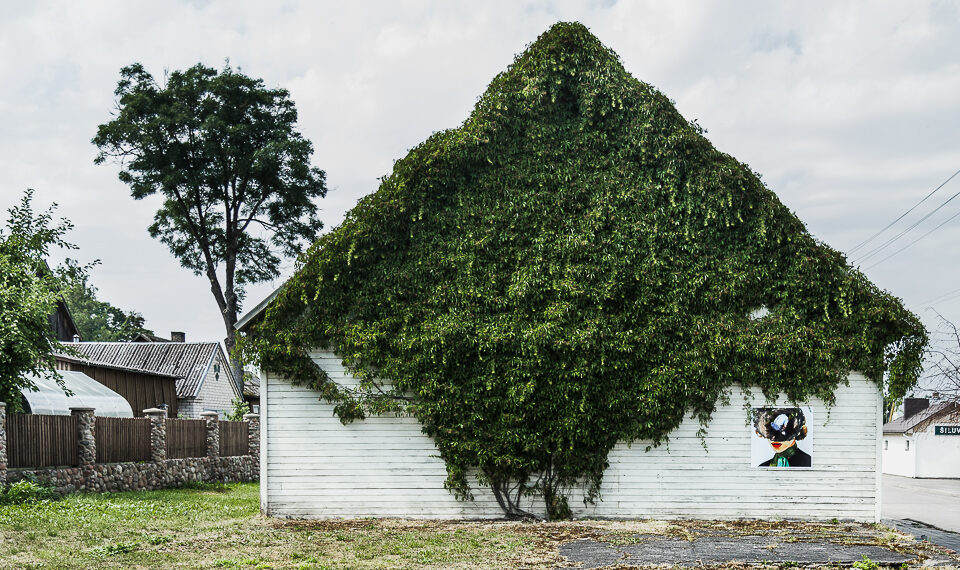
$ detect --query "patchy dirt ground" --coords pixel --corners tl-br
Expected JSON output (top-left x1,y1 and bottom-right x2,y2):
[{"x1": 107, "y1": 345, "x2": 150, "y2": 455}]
[{"x1": 266, "y1": 518, "x2": 960, "y2": 569}]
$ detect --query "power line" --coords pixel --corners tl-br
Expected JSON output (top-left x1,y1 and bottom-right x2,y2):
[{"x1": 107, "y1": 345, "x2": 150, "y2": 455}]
[
  {"x1": 914, "y1": 288, "x2": 960, "y2": 312},
  {"x1": 866, "y1": 206, "x2": 960, "y2": 269},
  {"x1": 848, "y1": 167, "x2": 960, "y2": 255},
  {"x1": 852, "y1": 171, "x2": 960, "y2": 264},
  {"x1": 915, "y1": 286, "x2": 960, "y2": 308}
]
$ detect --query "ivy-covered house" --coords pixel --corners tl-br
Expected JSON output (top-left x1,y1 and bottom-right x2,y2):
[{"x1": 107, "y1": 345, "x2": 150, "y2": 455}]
[{"x1": 239, "y1": 23, "x2": 925, "y2": 521}]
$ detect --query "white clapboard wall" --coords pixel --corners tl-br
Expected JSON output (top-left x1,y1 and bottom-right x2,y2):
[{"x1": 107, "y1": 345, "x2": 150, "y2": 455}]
[{"x1": 261, "y1": 349, "x2": 882, "y2": 521}]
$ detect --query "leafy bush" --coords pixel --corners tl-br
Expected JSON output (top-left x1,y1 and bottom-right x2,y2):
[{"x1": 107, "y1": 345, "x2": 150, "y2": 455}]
[
  {"x1": 225, "y1": 396, "x2": 251, "y2": 422},
  {"x1": 0, "y1": 479, "x2": 55, "y2": 505}
]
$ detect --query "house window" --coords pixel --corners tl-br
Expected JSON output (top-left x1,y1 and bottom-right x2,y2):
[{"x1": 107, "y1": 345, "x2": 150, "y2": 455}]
[
  {"x1": 905, "y1": 440, "x2": 910, "y2": 451},
  {"x1": 884, "y1": 440, "x2": 888, "y2": 450}
]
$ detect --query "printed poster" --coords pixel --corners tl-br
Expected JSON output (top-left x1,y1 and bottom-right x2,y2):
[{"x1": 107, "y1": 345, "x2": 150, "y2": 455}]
[{"x1": 751, "y1": 406, "x2": 813, "y2": 468}]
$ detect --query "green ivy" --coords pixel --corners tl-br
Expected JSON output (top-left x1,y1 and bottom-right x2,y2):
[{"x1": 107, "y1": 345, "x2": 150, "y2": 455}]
[{"x1": 242, "y1": 22, "x2": 926, "y2": 520}]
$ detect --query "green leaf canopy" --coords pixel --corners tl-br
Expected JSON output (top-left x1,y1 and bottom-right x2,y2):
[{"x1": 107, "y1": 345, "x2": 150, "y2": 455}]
[
  {"x1": 245, "y1": 22, "x2": 927, "y2": 518},
  {"x1": 0, "y1": 190, "x2": 73, "y2": 410}
]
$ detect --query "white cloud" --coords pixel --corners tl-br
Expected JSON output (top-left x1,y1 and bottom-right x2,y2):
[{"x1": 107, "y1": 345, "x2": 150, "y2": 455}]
[{"x1": 2, "y1": 0, "x2": 959, "y2": 353}]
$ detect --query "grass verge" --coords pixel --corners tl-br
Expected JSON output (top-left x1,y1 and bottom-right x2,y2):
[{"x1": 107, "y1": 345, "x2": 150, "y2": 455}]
[{"x1": 0, "y1": 483, "x2": 953, "y2": 568}]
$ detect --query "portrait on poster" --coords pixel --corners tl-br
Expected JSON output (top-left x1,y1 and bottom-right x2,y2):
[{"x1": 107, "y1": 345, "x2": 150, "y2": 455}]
[{"x1": 751, "y1": 407, "x2": 813, "y2": 468}]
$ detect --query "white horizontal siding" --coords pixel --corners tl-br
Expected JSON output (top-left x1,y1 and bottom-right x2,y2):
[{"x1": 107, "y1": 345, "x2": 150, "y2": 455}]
[
  {"x1": 914, "y1": 426, "x2": 960, "y2": 478},
  {"x1": 881, "y1": 433, "x2": 915, "y2": 477},
  {"x1": 263, "y1": 349, "x2": 881, "y2": 521}
]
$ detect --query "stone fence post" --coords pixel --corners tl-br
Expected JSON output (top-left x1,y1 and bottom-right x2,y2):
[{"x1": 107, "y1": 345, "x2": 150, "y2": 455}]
[
  {"x1": 0, "y1": 402, "x2": 7, "y2": 485},
  {"x1": 70, "y1": 407, "x2": 96, "y2": 467},
  {"x1": 201, "y1": 411, "x2": 219, "y2": 459},
  {"x1": 144, "y1": 408, "x2": 167, "y2": 463},
  {"x1": 243, "y1": 413, "x2": 260, "y2": 457}
]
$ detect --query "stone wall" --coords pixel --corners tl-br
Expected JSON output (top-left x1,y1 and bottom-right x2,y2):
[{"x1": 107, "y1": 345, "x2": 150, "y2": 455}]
[
  {"x1": 0, "y1": 404, "x2": 259, "y2": 495},
  {"x1": 7, "y1": 455, "x2": 259, "y2": 495}
]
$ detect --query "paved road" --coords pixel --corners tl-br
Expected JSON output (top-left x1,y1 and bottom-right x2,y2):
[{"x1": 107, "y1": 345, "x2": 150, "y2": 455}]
[
  {"x1": 556, "y1": 477, "x2": 960, "y2": 568},
  {"x1": 560, "y1": 528, "x2": 920, "y2": 568},
  {"x1": 560, "y1": 535, "x2": 916, "y2": 568},
  {"x1": 882, "y1": 474, "x2": 960, "y2": 533}
]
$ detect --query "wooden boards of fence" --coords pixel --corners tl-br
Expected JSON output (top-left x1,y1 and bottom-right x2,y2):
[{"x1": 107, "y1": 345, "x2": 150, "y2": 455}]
[
  {"x1": 166, "y1": 418, "x2": 206, "y2": 459},
  {"x1": 220, "y1": 421, "x2": 249, "y2": 457},
  {"x1": 6, "y1": 414, "x2": 78, "y2": 468},
  {"x1": 95, "y1": 417, "x2": 151, "y2": 463},
  {"x1": 6, "y1": 415, "x2": 249, "y2": 468}
]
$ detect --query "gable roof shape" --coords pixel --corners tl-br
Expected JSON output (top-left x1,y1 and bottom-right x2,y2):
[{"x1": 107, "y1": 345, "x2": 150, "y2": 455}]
[
  {"x1": 883, "y1": 402, "x2": 960, "y2": 434},
  {"x1": 246, "y1": 22, "x2": 925, "y2": 428},
  {"x1": 62, "y1": 341, "x2": 238, "y2": 399},
  {"x1": 236, "y1": 285, "x2": 282, "y2": 332}
]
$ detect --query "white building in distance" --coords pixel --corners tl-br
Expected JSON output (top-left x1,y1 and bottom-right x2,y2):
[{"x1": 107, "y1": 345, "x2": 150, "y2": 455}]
[{"x1": 883, "y1": 398, "x2": 960, "y2": 478}]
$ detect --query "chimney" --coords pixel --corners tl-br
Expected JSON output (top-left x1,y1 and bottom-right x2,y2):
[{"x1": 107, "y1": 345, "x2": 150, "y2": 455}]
[
  {"x1": 170, "y1": 331, "x2": 186, "y2": 343},
  {"x1": 904, "y1": 397, "x2": 929, "y2": 419}
]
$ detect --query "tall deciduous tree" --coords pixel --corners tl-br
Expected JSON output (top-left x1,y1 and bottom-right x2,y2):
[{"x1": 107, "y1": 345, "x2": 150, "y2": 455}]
[
  {"x1": 55, "y1": 259, "x2": 154, "y2": 342},
  {"x1": 93, "y1": 63, "x2": 327, "y2": 382},
  {"x1": 0, "y1": 190, "x2": 73, "y2": 410}
]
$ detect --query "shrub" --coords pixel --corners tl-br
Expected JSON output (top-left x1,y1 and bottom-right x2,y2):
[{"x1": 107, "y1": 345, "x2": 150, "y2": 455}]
[{"x1": 0, "y1": 479, "x2": 55, "y2": 505}]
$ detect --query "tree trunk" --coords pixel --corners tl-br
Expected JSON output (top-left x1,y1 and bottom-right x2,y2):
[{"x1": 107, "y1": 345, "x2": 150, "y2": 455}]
[
  {"x1": 221, "y1": 290, "x2": 244, "y2": 402},
  {"x1": 204, "y1": 261, "x2": 244, "y2": 404}
]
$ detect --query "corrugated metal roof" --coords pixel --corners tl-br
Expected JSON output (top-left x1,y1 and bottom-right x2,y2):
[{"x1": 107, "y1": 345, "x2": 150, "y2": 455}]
[
  {"x1": 54, "y1": 352, "x2": 181, "y2": 378},
  {"x1": 883, "y1": 402, "x2": 960, "y2": 434},
  {"x1": 61, "y1": 342, "x2": 231, "y2": 399}
]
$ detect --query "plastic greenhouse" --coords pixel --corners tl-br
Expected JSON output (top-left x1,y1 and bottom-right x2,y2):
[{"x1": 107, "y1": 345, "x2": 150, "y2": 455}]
[{"x1": 20, "y1": 371, "x2": 134, "y2": 417}]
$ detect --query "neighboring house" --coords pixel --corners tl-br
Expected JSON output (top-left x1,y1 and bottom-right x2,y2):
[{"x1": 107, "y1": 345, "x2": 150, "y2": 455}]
[
  {"x1": 242, "y1": 375, "x2": 260, "y2": 414},
  {"x1": 132, "y1": 331, "x2": 187, "y2": 343},
  {"x1": 883, "y1": 398, "x2": 960, "y2": 478},
  {"x1": 62, "y1": 338, "x2": 241, "y2": 418},
  {"x1": 49, "y1": 298, "x2": 81, "y2": 342},
  {"x1": 40, "y1": 259, "x2": 82, "y2": 342},
  {"x1": 54, "y1": 353, "x2": 180, "y2": 417}
]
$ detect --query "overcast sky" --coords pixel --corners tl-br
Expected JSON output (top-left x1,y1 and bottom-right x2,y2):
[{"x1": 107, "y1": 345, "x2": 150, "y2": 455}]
[{"x1": 3, "y1": 1, "x2": 960, "y2": 380}]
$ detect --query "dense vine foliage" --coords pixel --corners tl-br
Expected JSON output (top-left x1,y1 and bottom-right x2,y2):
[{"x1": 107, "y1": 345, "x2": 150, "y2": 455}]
[{"x1": 243, "y1": 23, "x2": 927, "y2": 519}]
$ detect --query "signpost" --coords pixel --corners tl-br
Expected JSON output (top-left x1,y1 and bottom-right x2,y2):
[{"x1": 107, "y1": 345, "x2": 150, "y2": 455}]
[{"x1": 934, "y1": 426, "x2": 960, "y2": 435}]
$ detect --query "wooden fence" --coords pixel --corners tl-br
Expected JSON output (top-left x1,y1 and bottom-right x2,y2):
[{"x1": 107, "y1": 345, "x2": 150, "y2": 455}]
[
  {"x1": 4, "y1": 414, "x2": 252, "y2": 468},
  {"x1": 166, "y1": 418, "x2": 206, "y2": 459},
  {"x1": 6, "y1": 414, "x2": 78, "y2": 468},
  {"x1": 220, "y1": 421, "x2": 249, "y2": 457},
  {"x1": 95, "y1": 417, "x2": 151, "y2": 463}
]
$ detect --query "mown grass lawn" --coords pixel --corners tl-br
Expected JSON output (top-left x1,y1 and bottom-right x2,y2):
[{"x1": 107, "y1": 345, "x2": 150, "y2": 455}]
[
  {"x1": 0, "y1": 482, "x2": 572, "y2": 569},
  {"x1": 0, "y1": 482, "x2": 950, "y2": 569}
]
